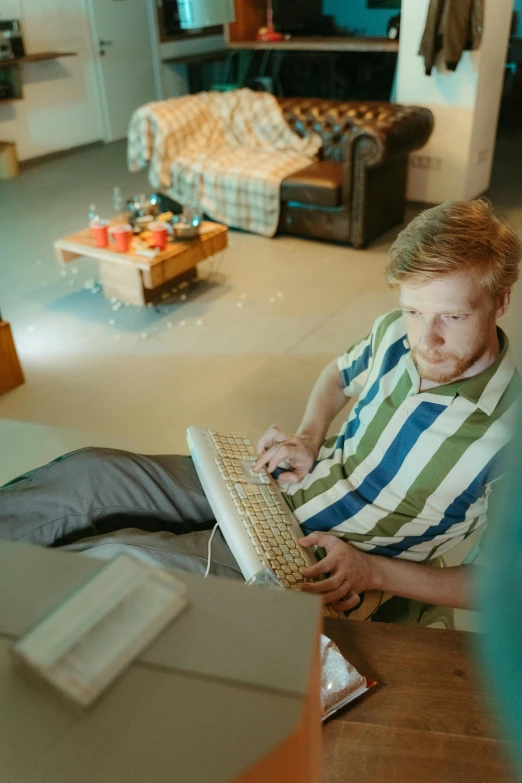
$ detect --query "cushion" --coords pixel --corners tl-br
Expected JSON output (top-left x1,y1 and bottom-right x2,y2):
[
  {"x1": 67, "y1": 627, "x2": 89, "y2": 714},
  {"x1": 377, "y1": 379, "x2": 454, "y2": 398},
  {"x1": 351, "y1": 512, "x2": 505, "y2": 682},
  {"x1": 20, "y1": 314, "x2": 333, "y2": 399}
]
[{"x1": 280, "y1": 161, "x2": 343, "y2": 207}]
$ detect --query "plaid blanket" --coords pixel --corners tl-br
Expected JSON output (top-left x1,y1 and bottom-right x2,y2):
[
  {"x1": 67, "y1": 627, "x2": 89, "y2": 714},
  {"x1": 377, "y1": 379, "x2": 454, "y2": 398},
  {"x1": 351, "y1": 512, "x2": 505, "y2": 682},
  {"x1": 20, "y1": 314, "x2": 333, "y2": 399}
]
[{"x1": 127, "y1": 89, "x2": 322, "y2": 237}]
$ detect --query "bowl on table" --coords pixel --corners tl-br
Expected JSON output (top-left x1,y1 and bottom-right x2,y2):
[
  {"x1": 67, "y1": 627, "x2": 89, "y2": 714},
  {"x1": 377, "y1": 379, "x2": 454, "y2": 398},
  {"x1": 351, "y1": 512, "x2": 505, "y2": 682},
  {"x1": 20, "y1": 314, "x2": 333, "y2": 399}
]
[{"x1": 171, "y1": 213, "x2": 201, "y2": 241}]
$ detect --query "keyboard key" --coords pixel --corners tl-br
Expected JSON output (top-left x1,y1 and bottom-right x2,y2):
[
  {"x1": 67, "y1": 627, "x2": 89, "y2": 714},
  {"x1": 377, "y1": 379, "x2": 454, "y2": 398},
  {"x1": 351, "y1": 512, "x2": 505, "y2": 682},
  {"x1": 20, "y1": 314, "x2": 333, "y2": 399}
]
[
  {"x1": 245, "y1": 485, "x2": 262, "y2": 496},
  {"x1": 234, "y1": 483, "x2": 247, "y2": 499},
  {"x1": 260, "y1": 486, "x2": 275, "y2": 505}
]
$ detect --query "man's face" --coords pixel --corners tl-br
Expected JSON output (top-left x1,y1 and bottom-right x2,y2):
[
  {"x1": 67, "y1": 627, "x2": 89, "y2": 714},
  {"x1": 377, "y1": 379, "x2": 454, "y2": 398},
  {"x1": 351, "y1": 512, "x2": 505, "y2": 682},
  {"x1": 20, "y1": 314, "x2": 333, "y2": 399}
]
[{"x1": 400, "y1": 272, "x2": 507, "y2": 385}]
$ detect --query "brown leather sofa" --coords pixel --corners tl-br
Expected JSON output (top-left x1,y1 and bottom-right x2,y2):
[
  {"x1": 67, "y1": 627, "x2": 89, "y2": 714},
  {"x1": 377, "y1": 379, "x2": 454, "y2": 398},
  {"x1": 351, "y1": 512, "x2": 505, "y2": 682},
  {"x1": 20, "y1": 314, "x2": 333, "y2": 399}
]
[{"x1": 277, "y1": 99, "x2": 434, "y2": 248}]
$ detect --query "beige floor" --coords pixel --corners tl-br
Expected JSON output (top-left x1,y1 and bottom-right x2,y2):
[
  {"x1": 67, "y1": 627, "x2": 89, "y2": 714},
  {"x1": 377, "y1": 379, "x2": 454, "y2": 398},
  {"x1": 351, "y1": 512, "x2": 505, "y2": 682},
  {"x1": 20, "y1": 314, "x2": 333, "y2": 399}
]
[{"x1": 1, "y1": 137, "x2": 521, "y2": 631}]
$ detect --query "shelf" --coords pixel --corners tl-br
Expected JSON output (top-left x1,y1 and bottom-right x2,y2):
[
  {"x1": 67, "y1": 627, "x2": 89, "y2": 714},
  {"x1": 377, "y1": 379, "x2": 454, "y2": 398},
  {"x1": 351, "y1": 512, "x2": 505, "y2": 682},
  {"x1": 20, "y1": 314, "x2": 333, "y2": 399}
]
[
  {"x1": 0, "y1": 51, "x2": 77, "y2": 69},
  {"x1": 0, "y1": 52, "x2": 77, "y2": 103},
  {"x1": 162, "y1": 48, "x2": 229, "y2": 66},
  {"x1": 228, "y1": 37, "x2": 399, "y2": 53}
]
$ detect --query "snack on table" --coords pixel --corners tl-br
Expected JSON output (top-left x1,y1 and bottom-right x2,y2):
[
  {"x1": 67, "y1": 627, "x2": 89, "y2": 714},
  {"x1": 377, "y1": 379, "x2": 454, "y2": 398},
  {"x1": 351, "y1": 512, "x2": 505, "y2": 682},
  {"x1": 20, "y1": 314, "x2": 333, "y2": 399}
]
[
  {"x1": 320, "y1": 634, "x2": 375, "y2": 720},
  {"x1": 157, "y1": 211, "x2": 173, "y2": 223}
]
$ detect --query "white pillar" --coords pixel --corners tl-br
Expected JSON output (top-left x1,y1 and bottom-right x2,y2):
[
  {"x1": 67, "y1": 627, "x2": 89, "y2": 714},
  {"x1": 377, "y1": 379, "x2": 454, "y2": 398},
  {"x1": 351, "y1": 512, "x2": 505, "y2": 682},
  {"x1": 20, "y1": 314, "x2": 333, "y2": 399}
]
[{"x1": 397, "y1": 0, "x2": 513, "y2": 203}]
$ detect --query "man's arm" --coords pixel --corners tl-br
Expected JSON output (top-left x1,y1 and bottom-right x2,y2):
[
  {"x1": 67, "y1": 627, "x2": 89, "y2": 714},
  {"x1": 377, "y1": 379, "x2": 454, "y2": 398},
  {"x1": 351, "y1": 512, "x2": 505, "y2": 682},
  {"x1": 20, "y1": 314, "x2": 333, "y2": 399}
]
[
  {"x1": 299, "y1": 532, "x2": 475, "y2": 610},
  {"x1": 255, "y1": 322, "x2": 375, "y2": 480},
  {"x1": 296, "y1": 358, "x2": 351, "y2": 451},
  {"x1": 253, "y1": 358, "x2": 350, "y2": 481},
  {"x1": 370, "y1": 556, "x2": 473, "y2": 610}
]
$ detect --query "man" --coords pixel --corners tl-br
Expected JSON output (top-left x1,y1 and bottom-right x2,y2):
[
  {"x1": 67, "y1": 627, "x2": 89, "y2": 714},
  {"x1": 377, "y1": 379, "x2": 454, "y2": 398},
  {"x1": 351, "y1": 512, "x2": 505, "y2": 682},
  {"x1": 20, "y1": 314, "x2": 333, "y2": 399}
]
[{"x1": 1, "y1": 200, "x2": 520, "y2": 621}]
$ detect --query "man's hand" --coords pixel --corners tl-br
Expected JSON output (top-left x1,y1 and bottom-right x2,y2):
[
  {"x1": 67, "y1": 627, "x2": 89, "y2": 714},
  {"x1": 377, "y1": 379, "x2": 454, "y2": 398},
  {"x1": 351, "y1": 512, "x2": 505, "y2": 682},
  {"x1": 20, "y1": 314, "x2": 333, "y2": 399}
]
[
  {"x1": 253, "y1": 425, "x2": 318, "y2": 483},
  {"x1": 297, "y1": 532, "x2": 376, "y2": 611}
]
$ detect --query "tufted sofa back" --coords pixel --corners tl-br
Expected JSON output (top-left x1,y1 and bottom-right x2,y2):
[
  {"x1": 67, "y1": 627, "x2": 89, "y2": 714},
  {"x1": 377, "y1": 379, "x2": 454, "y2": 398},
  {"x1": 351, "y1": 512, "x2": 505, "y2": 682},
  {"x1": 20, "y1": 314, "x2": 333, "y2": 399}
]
[{"x1": 277, "y1": 98, "x2": 434, "y2": 164}]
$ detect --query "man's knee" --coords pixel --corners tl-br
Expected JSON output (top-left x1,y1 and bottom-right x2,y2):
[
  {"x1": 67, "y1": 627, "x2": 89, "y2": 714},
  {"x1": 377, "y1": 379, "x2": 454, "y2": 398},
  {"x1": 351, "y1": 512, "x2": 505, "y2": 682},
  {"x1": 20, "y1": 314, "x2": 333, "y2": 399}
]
[
  {"x1": 58, "y1": 447, "x2": 137, "y2": 476},
  {"x1": 45, "y1": 448, "x2": 148, "y2": 502}
]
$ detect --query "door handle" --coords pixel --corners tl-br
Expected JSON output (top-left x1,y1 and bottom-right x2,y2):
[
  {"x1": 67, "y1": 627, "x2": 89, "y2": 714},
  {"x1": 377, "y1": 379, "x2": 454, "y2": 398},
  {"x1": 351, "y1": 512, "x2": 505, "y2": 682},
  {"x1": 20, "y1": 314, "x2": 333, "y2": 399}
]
[{"x1": 99, "y1": 40, "x2": 113, "y2": 46}]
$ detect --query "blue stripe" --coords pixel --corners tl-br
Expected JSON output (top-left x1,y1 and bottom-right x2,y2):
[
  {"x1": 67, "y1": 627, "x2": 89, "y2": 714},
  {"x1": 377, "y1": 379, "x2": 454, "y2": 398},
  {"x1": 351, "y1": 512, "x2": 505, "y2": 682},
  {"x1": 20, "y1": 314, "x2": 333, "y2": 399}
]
[
  {"x1": 363, "y1": 541, "x2": 405, "y2": 557},
  {"x1": 382, "y1": 446, "x2": 508, "y2": 558},
  {"x1": 335, "y1": 335, "x2": 410, "y2": 452},
  {"x1": 340, "y1": 341, "x2": 373, "y2": 391},
  {"x1": 303, "y1": 401, "x2": 446, "y2": 534}
]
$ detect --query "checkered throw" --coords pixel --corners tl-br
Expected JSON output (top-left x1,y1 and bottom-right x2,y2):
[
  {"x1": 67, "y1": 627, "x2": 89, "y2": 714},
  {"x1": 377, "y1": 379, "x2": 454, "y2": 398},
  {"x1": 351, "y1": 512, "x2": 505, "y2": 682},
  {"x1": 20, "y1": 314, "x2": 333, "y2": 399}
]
[{"x1": 127, "y1": 89, "x2": 322, "y2": 237}]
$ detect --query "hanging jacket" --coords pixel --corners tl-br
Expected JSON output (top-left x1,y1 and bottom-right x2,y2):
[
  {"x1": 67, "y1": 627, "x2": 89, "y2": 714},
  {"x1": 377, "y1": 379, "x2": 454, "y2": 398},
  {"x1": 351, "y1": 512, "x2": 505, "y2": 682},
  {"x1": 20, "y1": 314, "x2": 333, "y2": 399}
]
[{"x1": 419, "y1": 0, "x2": 484, "y2": 75}]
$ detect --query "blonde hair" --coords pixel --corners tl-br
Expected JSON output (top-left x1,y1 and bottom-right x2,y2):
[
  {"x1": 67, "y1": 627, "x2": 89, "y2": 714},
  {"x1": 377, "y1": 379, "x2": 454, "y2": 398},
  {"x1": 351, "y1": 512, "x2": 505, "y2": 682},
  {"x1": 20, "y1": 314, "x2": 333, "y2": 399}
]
[{"x1": 386, "y1": 200, "x2": 521, "y2": 298}]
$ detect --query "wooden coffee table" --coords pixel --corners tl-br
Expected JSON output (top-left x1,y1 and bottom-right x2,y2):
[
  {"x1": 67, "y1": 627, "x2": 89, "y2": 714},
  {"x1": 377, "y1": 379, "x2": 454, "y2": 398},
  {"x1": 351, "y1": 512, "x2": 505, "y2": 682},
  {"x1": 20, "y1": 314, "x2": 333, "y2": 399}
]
[{"x1": 54, "y1": 221, "x2": 228, "y2": 306}]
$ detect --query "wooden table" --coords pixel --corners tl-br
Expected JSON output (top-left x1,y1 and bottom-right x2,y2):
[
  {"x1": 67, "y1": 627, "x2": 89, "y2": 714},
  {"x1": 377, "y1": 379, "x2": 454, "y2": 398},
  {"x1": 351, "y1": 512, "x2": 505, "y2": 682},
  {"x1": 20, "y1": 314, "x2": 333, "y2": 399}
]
[
  {"x1": 54, "y1": 222, "x2": 228, "y2": 306},
  {"x1": 323, "y1": 619, "x2": 517, "y2": 783}
]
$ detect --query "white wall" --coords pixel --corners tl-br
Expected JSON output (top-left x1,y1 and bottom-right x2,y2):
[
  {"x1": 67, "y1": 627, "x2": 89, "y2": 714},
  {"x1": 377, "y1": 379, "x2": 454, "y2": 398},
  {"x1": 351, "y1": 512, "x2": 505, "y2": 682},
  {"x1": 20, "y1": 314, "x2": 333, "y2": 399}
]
[
  {"x1": 0, "y1": 0, "x2": 103, "y2": 161},
  {"x1": 155, "y1": 34, "x2": 226, "y2": 100},
  {"x1": 323, "y1": 0, "x2": 398, "y2": 37},
  {"x1": 146, "y1": 0, "x2": 225, "y2": 100},
  {"x1": 465, "y1": 0, "x2": 513, "y2": 196},
  {"x1": 397, "y1": 0, "x2": 513, "y2": 203}
]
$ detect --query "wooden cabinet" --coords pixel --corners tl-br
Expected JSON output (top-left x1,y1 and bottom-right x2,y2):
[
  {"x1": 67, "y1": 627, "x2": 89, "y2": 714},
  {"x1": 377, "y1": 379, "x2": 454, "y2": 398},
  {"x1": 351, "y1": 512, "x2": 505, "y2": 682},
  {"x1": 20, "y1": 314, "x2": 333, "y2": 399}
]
[
  {"x1": 0, "y1": 321, "x2": 24, "y2": 396},
  {"x1": 226, "y1": 0, "x2": 267, "y2": 43},
  {"x1": 226, "y1": 0, "x2": 326, "y2": 44}
]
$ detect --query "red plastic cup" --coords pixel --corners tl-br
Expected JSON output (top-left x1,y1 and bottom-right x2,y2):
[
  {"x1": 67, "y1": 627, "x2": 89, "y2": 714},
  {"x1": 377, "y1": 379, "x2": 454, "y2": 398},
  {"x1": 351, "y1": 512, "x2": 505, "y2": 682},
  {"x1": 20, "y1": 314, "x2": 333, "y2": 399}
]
[
  {"x1": 90, "y1": 219, "x2": 109, "y2": 248},
  {"x1": 149, "y1": 222, "x2": 170, "y2": 251},
  {"x1": 110, "y1": 223, "x2": 133, "y2": 253}
]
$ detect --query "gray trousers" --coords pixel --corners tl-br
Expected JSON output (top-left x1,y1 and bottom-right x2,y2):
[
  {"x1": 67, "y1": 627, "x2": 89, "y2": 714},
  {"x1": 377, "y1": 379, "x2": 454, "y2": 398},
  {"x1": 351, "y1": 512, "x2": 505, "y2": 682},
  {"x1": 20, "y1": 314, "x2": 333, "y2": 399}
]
[{"x1": 0, "y1": 447, "x2": 243, "y2": 581}]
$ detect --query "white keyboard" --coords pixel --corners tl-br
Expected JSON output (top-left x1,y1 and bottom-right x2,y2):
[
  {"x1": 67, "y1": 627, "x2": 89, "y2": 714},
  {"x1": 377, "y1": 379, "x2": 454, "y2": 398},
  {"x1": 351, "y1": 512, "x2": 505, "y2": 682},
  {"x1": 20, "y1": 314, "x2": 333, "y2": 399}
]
[{"x1": 187, "y1": 427, "x2": 343, "y2": 618}]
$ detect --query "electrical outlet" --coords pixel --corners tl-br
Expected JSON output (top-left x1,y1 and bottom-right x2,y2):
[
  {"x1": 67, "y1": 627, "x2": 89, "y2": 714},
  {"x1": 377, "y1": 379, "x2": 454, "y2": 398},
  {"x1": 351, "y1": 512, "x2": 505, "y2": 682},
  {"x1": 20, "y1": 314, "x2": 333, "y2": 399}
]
[{"x1": 411, "y1": 155, "x2": 442, "y2": 171}]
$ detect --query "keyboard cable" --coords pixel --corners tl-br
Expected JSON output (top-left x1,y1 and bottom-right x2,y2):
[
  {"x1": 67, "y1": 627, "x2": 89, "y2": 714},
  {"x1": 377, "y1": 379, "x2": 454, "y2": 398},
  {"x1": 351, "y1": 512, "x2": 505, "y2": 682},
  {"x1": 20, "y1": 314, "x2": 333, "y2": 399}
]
[{"x1": 204, "y1": 523, "x2": 220, "y2": 578}]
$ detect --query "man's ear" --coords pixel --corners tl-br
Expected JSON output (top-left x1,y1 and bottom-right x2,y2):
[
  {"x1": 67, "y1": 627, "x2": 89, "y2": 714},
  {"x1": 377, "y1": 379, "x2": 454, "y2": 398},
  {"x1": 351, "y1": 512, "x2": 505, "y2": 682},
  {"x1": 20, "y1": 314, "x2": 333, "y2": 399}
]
[{"x1": 496, "y1": 288, "x2": 512, "y2": 318}]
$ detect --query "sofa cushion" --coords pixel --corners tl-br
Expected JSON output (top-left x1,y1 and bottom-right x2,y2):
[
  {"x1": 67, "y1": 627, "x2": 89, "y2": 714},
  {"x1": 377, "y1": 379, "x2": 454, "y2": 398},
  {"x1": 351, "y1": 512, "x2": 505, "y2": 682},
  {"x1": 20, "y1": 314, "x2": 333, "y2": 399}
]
[{"x1": 280, "y1": 161, "x2": 343, "y2": 207}]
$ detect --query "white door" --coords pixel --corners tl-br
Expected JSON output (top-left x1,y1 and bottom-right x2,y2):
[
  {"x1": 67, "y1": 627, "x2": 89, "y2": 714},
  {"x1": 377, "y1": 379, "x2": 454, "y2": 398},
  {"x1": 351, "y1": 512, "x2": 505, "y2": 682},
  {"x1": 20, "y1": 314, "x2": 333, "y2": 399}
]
[{"x1": 87, "y1": 0, "x2": 158, "y2": 142}]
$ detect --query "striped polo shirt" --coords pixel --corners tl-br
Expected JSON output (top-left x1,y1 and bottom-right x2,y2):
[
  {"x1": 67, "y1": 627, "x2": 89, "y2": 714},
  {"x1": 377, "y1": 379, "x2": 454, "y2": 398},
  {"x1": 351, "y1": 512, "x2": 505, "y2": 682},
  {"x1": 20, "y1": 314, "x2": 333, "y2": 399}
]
[{"x1": 283, "y1": 310, "x2": 520, "y2": 568}]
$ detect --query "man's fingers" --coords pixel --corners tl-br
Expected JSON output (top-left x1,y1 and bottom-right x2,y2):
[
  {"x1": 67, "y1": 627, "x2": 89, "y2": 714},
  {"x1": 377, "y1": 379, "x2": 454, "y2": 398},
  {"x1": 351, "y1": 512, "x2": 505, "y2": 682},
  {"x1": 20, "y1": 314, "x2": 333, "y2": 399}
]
[
  {"x1": 318, "y1": 584, "x2": 352, "y2": 606},
  {"x1": 256, "y1": 426, "x2": 279, "y2": 454},
  {"x1": 334, "y1": 591, "x2": 361, "y2": 612},
  {"x1": 254, "y1": 443, "x2": 304, "y2": 475},
  {"x1": 300, "y1": 572, "x2": 344, "y2": 595},
  {"x1": 297, "y1": 532, "x2": 333, "y2": 551},
  {"x1": 256, "y1": 426, "x2": 288, "y2": 455},
  {"x1": 299, "y1": 552, "x2": 335, "y2": 578},
  {"x1": 267, "y1": 445, "x2": 293, "y2": 474},
  {"x1": 276, "y1": 471, "x2": 302, "y2": 484},
  {"x1": 301, "y1": 574, "x2": 359, "y2": 608},
  {"x1": 252, "y1": 443, "x2": 283, "y2": 473}
]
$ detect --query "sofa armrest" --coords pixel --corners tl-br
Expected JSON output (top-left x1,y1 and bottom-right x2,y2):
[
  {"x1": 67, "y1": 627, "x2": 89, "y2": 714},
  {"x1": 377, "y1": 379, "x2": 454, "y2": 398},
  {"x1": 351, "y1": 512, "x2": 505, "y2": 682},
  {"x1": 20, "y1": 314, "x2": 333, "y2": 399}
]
[{"x1": 349, "y1": 106, "x2": 434, "y2": 168}]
